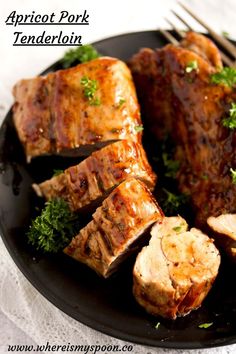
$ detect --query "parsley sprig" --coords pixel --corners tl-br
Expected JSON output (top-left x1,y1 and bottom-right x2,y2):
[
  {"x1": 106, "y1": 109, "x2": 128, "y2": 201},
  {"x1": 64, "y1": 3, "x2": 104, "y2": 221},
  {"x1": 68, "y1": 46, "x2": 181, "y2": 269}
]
[
  {"x1": 134, "y1": 125, "x2": 144, "y2": 133},
  {"x1": 185, "y1": 60, "x2": 198, "y2": 73},
  {"x1": 117, "y1": 98, "x2": 126, "y2": 108},
  {"x1": 27, "y1": 198, "x2": 80, "y2": 253},
  {"x1": 230, "y1": 168, "x2": 236, "y2": 184},
  {"x1": 81, "y1": 76, "x2": 101, "y2": 106},
  {"x1": 172, "y1": 224, "x2": 185, "y2": 233},
  {"x1": 53, "y1": 169, "x2": 64, "y2": 177},
  {"x1": 211, "y1": 67, "x2": 236, "y2": 88},
  {"x1": 222, "y1": 102, "x2": 236, "y2": 129},
  {"x1": 162, "y1": 188, "x2": 189, "y2": 215},
  {"x1": 222, "y1": 31, "x2": 229, "y2": 38},
  {"x1": 61, "y1": 44, "x2": 100, "y2": 68},
  {"x1": 198, "y1": 322, "x2": 213, "y2": 329},
  {"x1": 162, "y1": 152, "x2": 180, "y2": 178}
]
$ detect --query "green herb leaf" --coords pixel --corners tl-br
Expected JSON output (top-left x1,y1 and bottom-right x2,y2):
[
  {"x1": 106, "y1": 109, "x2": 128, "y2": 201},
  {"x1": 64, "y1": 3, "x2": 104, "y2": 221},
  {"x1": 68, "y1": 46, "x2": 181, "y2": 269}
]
[
  {"x1": 201, "y1": 174, "x2": 209, "y2": 180},
  {"x1": 211, "y1": 67, "x2": 236, "y2": 88},
  {"x1": 185, "y1": 60, "x2": 198, "y2": 73},
  {"x1": 53, "y1": 169, "x2": 64, "y2": 177},
  {"x1": 27, "y1": 198, "x2": 80, "y2": 253},
  {"x1": 222, "y1": 31, "x2": 229, "y2": 38},
  {"x1": 230, "y1": 168, "x2": 236, "y2": 184},
  {"x1": 61, "y1": 44, "x2": 100, "y2": 68},
  {"x1": 81, "y1": 76, "x2": 101, "y2": 106},
  {"x1": 173, "y1": 226, "x2": 182, "y2": 233},
  {"x1": 198, "y1": 322, "x2": 213, "y2": 329},
  {"x1": 162, "y1": 152, "x2": 180, "y2": 178},
  {"x1": 222, "y1": 102, "x2": 236, "y2": 129},
  {"x1": 117, "y1": 98, "x2": 126, "y2": 108},
  {"x1": 89, "y1": 97, "x2": 101, "y2": 106},
  {"x1": 111, "y1": 128, "x2": 119, "y2": 134},
  {"x1": 162, "y1": 188, "x2": 189, "y2": 215},
  {"x1": 155, "y1": 322, "x2": 161, "y2": 329},
  {"x1": 134, "y1": 125, "x2": 144, "y2": 133}
]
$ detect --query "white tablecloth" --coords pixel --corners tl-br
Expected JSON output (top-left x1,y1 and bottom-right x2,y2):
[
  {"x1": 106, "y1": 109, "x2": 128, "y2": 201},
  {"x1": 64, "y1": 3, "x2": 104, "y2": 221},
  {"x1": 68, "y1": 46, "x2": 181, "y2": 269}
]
[{"x1": 1, "y1": 0, "x2": 236, "y2": 353}]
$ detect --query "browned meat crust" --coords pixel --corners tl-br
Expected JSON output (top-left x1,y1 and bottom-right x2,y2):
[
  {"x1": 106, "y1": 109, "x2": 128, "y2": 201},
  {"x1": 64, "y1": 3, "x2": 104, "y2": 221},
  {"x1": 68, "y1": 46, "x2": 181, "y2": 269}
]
[
  {"x1": 128, "y1": 32, "x2": 236, "y2": 226},
  {"x1": 133, "y1": 216, "x2": 221, "y2": 319},
  {"x1": 33, "y1": 140, "x2": 156, "y2": 211},
  {"x1": 13, "y1": 57, "x2": 142, "y2": 161},
  {"x1": 64, "y1": 178, "x2": 163, "y2": 277},
  {"x1": 180, "y1": 32, "x2": 223, "y2": 68}
]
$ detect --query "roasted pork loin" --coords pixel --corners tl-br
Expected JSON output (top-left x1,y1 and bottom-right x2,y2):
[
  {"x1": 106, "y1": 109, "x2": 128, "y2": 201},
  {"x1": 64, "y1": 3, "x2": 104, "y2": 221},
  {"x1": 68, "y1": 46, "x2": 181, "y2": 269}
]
[
  {"x1": 129, "y1": 32, "x2": 236, "y2": 226},
  {"x1": 13, "y1": 57, "x2": 142, "y2": 162},
  {"x1": 180, "y1": 31, "x2": 222, "y2": 68},
  {"x1": 208, "y1": 214, "x2": 236, "y2": 262},
  {"x1": 33, "y1": 140, "x2": 156, "y2": 212},
  {"x1": 64, "y1": 178, "x2": 163, "y2": 277},
  {"x1": 133, "y1": 216, "x2": 220, "y2": 319}
]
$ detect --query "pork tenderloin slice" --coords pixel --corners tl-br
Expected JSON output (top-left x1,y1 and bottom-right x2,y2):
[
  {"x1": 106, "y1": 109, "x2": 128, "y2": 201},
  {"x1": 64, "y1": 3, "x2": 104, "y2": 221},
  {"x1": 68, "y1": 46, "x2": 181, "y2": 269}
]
[
  {"x1": 207, "y1": 214, "x2": 236, "y2": 262},
  {"x1": 13, "y1": 57, "x2": 142, "y2": 162},
  {"x1": 13, "y1": 75, "x2": 55, "y2": 163},
  {"x1": 64, "y1": 178, "x2": 163, "y2": 277},
  {"x1": 133, "y1": 216, "x2": 220, "y2": 319},
  {"x1": 128, "y1": 34, "x2": 236, "y2": 227},
  {"x1": 180, "y1": 31, "x2": 223, "y2": 69},
  {"x1": 32, "y1": 173, "x2": 68, "y2": 200},
  {"x1": 33, "y1": 140, "x2": 156, "y2": 212}
]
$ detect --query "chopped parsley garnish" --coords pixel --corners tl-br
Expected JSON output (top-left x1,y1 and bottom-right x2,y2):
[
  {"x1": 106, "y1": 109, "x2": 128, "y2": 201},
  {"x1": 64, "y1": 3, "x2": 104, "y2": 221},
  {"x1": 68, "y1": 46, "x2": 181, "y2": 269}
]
[
  {"x1": 111, "y1": 128, "x2": 119, "y2": 133},
  {"x1": 162, "y1": 152, "x2": 180, "y2": 178},
  {"x1": 201, "y1": 174, "x2": 209, "y2": 180},
  {"x1": 185, "y1": 60, "x2": 198, "y2": 73},
  {"x1": 27, "y1": 198, "x2": 80, "y2": 253},
  {"x1": 230, "y1": 168, "x2": 236, "y2": 184},
  {"x1": 61, "y1": 44, "x2": 100, "y2": 68},
  {"x1": 117, "y1": 98, "x2": 126, "y2": 108},
  {"x1": 211, "y1": 67, "x2": 236, "y2": 88},
  {"x1": 222, "y1": 31, "x2": 229, "y2": 38},
  {"x1": 198, "y1": 322, "x2": 213, "y2": 329},
  {"x1": 81, "y1": 76, "x2": 101, "y2": 106},
  {"x1": 173, "y1": 226, "x2": 182, "y2": 233},
  {"x1": 162, "y1": 189, "x2": 189, "y2": 215},
  {"x1": 222, "y1": 102, "x2": 236, "y2": 129},
  {"x1": 134, "y1": 125, "x2": 144, "y2": 133},
  {"x1": 53, "y1": 169, "x2": 64, "y2": 177},
  {"x1": 155, "y1": 322, "x2": 161, "y2": 329},
  {"x1": 89, "y1": 97, "x2": 101, "y2": 106}
]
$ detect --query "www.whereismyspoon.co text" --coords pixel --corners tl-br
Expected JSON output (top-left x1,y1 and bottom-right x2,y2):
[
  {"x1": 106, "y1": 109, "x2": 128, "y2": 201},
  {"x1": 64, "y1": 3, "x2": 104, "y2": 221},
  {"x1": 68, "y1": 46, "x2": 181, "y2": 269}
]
[{"x1": 5, "y1": 10, "x2": 89, "y2": 46}]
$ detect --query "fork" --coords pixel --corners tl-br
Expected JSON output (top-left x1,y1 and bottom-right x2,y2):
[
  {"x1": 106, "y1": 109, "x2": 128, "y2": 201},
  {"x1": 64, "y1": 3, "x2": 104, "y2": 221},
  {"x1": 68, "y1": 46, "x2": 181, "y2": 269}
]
[{"x1": 160, "y1": 1, "x2": 236, "y2": 67}]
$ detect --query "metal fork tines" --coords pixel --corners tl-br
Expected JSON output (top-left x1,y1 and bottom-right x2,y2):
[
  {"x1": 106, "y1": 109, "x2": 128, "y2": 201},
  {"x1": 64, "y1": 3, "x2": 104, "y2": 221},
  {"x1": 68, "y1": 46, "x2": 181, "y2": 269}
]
[{"x1": 161, "y1": 1, "x2": 236, "y2": 67}]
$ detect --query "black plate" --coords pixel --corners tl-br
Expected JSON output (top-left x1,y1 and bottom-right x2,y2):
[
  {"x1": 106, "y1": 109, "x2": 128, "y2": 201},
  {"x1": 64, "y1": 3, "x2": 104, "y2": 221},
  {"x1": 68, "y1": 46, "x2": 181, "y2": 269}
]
[{"x1": 1, "y1": 31, "x2": 236, "y2": 350}]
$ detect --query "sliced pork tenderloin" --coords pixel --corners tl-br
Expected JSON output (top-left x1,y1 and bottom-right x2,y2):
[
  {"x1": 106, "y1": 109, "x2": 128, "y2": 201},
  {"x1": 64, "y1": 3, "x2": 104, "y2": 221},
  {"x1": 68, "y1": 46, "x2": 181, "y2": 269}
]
[
  {"x1": 13, "y1": 57, "x2": 142, "y2": 162},
  {"x1": 33, "y1": 140, "x2": 156, "y2": 212},
  {"x1": 64, "y1": 178, "x2": 163, "y2": 277},
  {"x1": 133, "y1": 216, "x2": 221, "y2": 319},
  {"x1": 207, "y1": 214, "x2": 236, "y2": 262},
  {"x1": 128, "y1": 32, "x2": 236, "y2": 227}
]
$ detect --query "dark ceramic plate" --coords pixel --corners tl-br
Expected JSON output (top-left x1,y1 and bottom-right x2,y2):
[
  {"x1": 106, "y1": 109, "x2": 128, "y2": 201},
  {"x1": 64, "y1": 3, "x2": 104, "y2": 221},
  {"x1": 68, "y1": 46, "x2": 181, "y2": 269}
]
[{"x1": 1, "y1": 31, "x2": 236, "y2": 350}]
